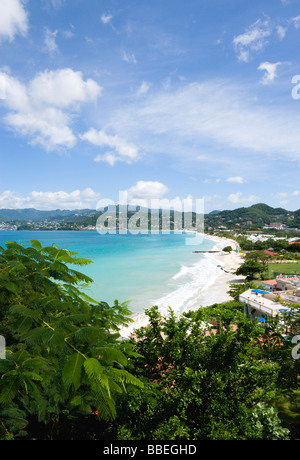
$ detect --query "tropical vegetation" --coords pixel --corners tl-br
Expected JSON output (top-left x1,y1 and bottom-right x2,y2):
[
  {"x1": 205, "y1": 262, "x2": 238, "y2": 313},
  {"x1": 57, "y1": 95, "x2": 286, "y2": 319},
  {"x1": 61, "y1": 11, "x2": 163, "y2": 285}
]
[{"x1": 0, "y1": 240, "x2": 300, "y2": 440}]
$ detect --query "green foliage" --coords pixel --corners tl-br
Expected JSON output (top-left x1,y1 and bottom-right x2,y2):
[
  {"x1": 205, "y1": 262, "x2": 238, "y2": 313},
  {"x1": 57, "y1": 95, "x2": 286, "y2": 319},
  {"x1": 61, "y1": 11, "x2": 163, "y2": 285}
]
[
  {"x1": 108, "y1": 304, "x2": 295, "y2": 440},
  {"x1": 0, "y1": 240, "x2": 143, "y2": 439},
  {"x1": 235, "y1": 259, "x2": 266, "y2": 279},
  {"x1": 205, "y1": 203, "x2": 300, "y2": 230},
  {"x1": 227, "y1": 281, "x2": 254, "y2": 301},
  {"x1": 0, "y1": 239, "x2": 299, "y2": 440}
]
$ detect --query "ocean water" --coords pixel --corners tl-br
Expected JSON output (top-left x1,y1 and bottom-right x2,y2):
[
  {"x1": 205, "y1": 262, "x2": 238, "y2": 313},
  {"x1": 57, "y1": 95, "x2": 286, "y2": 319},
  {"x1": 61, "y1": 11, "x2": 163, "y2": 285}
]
[{"x1": 0, "y1": 230, "x2": 223, "y2": 316}]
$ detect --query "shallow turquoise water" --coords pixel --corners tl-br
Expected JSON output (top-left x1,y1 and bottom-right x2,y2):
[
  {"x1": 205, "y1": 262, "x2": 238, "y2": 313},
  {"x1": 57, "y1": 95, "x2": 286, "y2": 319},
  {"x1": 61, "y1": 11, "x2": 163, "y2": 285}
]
[{"x1": 0, "y1": 230, "x2": 218, "y2": 314}]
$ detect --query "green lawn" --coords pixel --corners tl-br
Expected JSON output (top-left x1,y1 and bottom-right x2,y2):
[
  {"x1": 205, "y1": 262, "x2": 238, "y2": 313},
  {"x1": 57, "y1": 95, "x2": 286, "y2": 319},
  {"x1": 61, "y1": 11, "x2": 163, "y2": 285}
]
[{"x1": 267, "y1": 262, "x2": 300, "y2": 277}]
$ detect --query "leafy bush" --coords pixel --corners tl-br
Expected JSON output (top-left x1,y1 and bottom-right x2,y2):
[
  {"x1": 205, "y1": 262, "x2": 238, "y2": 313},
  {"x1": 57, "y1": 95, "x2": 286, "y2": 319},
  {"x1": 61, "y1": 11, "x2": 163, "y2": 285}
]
[{"x1": 0, "y1": 240, "x2": 143, "y2": 439}]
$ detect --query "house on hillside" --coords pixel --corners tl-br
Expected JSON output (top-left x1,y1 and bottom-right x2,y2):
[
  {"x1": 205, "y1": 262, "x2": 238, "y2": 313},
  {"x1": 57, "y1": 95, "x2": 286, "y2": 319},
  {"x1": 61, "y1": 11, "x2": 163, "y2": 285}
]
[
  {"x1": 239, "y1": 288, "x2": 300, "y2": 320},
  {"x1": 264, "y1": 249, "x2": 279, "y2": 257},
  {"x1": 240, "y1": 274, "x2": 300, "y2": 320},
  {"x1": 276, "y1": 275, "x2": 300, "y2": 291},
  {"x1": 260, "y1": 279, "x2": 277, "y2": 291}
]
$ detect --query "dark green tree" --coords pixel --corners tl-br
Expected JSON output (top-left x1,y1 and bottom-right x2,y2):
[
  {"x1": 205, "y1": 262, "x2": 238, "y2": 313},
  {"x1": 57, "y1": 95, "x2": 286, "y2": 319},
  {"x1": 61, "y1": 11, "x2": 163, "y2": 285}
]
[
  {"x1": 0, "y1": 240, "x2": 143, "y2": 439},
  {"x1": 235, "y1": 259, "x2": 266, "y2": 279},
  {"x1": 113, "y1": 305, "x2": 291, "y2": 440}
]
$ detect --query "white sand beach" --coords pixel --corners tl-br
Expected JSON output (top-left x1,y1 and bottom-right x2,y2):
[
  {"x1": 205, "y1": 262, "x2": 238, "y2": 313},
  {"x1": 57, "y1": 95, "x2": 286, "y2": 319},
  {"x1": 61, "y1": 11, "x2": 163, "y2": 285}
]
[
  {"x1": 200, "y1": 234, "x2": 245, "y2": 305},
  {"x1": 119, "y1": 233, "x2": 245, "y2": 339}
]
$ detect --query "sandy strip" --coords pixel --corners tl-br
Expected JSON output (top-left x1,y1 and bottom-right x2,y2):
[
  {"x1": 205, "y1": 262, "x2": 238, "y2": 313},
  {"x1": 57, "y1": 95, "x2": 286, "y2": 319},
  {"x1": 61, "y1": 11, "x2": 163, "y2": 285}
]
[{"x1": 188, "y1": 233, "x2": 245, "y2": 306}]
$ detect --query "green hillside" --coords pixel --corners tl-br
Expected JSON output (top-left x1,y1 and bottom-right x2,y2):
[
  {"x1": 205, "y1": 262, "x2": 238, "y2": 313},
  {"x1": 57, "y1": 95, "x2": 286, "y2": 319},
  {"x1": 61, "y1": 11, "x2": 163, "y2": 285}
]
[{"x1": 205, "y1": 203, "x2": 300, "y2": 230}]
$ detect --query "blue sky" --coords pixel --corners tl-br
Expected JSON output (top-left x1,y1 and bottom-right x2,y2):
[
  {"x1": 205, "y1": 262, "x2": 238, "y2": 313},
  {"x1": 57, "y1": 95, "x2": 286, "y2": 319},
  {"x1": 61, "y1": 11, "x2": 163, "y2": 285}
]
[{"x1": 0, "y1": 0, "x2": 300, "y2": 213}]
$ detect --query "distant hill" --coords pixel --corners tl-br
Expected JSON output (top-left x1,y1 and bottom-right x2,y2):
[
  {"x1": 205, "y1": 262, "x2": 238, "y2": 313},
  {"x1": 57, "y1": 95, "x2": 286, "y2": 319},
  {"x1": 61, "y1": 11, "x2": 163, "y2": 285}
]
[
  {"x1": 0, "y1": 203, "x2": 299, "y2": 230},
  {"x1": 208, "y1": 210, "x2": 221, "y2": 215},
  {"x1": 0, "y1": 208, "x2": 96, "y2": 222},
  {"x1": 205, "y1": 203, "x2": 300, "y2": 230}
]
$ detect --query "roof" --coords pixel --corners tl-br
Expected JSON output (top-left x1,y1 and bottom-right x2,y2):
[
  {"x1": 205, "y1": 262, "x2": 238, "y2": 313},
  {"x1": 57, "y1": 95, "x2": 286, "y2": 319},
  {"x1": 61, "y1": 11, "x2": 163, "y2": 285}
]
[
  {"x1": 264, "y1": 249, "x2": 278, "y2": 256},
  {"x1": 261, "y1": 279, "x2": 277, "y2": 285}
]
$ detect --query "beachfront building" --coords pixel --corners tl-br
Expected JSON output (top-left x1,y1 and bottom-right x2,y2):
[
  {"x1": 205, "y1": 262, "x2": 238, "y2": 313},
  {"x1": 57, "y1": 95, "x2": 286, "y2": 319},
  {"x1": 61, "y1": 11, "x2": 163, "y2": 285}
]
[
  {"x1": 240, "y1": 289, "x2": 284, "y2": 319},
  {"x1": 239, "y1": 288, "x2": 300, "y2": 320},
  {"x1": 260, "y1": 279, "x2": 278, "y2": 292},
  {"x1": 259, "y1": 275, "x2": 300, "y2": 292},
  {"x1": 276, "y1": 275, "x2": 300, "y2": 291}
]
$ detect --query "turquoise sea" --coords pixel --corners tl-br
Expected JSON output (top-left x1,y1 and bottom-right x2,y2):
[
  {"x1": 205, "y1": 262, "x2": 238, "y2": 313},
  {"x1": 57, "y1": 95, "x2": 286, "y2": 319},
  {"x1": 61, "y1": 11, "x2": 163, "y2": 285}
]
[{"x1": 0, "y1": 230, "x2": 223, "y2": 316}]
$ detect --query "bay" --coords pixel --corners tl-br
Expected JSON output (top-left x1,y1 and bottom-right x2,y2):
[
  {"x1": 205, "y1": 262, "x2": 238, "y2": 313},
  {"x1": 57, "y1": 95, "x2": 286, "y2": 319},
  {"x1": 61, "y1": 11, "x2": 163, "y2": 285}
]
[{"x1": 0, "y1": 230, "x2": 221, "y2": 316}]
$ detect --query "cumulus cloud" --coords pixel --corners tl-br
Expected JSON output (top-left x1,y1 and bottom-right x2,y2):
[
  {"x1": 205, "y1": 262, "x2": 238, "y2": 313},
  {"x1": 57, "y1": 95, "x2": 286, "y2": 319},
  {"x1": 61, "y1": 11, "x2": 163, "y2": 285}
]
[
  {"x1": 226, "y1": 176, "x2": 245, "y2": 184},
  {"x1": 125, "y1": 180, "x2": 176, "y2": 209},
  {"x1": 0, "y1": 69, "x2": 102, "y2": 150},
  {"x1": 0, "y1": 188, "x2": 101, "y2": 210},
  {"x1": 81, "y1": 128, "x2": 140, "y2": 165},
  {"x1": 29, "y1": 68, "x2": 101, "y2": 108},
  {"x1": 258, "y1": 61, "x2": 283, "y2": 84},
  {"x1": 227, "y1": 192, "x2": 259, "y2": 205},
  {"x1": 127, "y1": 181, "x2": 169, "y2": 201},
  {"x1": 0, "y1": 0, "x2": 28, "y2": 42},
  {"x1": 233, "y1": 18, "x2": 272, "y2": 62}
]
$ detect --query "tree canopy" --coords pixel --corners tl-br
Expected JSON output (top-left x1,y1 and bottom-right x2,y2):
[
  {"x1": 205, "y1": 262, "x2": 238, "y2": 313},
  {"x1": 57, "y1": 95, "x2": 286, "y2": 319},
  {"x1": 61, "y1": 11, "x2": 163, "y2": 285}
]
[
  {"x1": 0, "y1": 240, "x2": 143, "y2": 439},
  {"x1": 0, "y1": 240, "x2": 299, "y2": 440}
]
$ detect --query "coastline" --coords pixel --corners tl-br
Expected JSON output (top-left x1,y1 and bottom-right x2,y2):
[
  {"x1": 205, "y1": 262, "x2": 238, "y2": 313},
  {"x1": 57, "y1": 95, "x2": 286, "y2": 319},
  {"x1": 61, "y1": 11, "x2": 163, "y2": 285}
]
[
  {"x1": 119, "y1": 232, "x2": 245, "y2": 339},
  {"x1": 199, "y1": 234, "x2": 245, "y2": 305}
]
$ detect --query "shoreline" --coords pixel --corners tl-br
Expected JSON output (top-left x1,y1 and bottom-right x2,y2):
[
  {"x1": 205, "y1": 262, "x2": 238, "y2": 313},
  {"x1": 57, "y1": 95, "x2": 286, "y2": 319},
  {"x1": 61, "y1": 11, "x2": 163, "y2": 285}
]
[{"x1": 119, "y1": 233, "x2": 245, "y2": 339}]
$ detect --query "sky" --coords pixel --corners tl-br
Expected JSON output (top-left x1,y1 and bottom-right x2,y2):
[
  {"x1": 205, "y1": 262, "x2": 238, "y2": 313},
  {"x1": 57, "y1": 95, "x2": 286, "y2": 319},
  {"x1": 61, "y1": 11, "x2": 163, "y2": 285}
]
[{"x1": 0, "y1": 0, "x2": 300, "y2": 213}]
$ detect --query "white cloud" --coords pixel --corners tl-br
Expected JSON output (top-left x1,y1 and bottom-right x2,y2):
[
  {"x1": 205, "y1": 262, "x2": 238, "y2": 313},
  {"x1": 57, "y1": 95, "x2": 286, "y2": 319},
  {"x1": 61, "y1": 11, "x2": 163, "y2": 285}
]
[
  {"x1": 196, "y1": 155, "x2": 208, "y2": 161},
  {"x1": 227, "y1": 192, "x2": 259, "y2": 205},
  {"x1": 101, "y1": 13, "x2": 113, "y2": 24},
  {"x1": 276, "y1": 192, "x2": 288, "y2": 198},
  {"x1": 233, "y1": 18, "x2": 272, "y2": 62},
  {"x1": 0, "y1": 69, "x2": 102, "y2": 150},
  {"x1": 0, "y1": 0, "x2": 28, "y2": 42},
  {"x1": 44, "y1": 28, "x2": 59, "y2": 55},
  {"x1": 63, "y1": 28, "x2": 75, "y2": 39},
  {"x1": 122, "y1": 50, "x2": 137, "y2": 64},
  {"x1": 127, "y1": 181, "x2": 169, "y2": 201},
  {"x1": 44, "y1": 0, "x2": 66, "y2": 9},
  {"x1": 279, "y1": 199, "x2": 289, "y2": 206},
  {"x1": 226, "y1": 176, "x2": 245, "y2": 184},
  {"x1": 104, "y1": 80, "x2": 300, "y2": 163},
  {"x1": 258, "y1": 61, "x2": 282, "y2": 84},
  {"x1": 0, "y1": 188, "x2": 101, "y2": 210},
  {"x1": 291, "y1": 15, "x2": 300, "y2": 29},
  {"x1": 276, "y1": 25, "x2": 287, "y2": 40},
  {"x1": 292, "y1": 190, "x2": 300, "y2": 196},
  {"x1": 137, "y1": 81, "x2": 151, "y2": 97},
  {"x1": 81, "y1": 128, "x2": 140, "y2": 165},
  {"x1": 29, "y1": 68, "x2": 101, "y2": 108},
  {"x1": 125, "y1": 180, "x2": 184, "y2": 209}
]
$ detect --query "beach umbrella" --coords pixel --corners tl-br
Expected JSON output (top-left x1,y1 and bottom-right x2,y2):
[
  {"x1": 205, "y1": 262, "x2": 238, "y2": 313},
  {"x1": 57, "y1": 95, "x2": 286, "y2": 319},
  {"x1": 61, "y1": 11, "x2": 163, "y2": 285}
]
[
  {"x1": 251, "y1": 289, "x2": 269, "y2": 295},
  {"x1": 257, "y1": 317, "x2": 266, "y2": 323}
]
